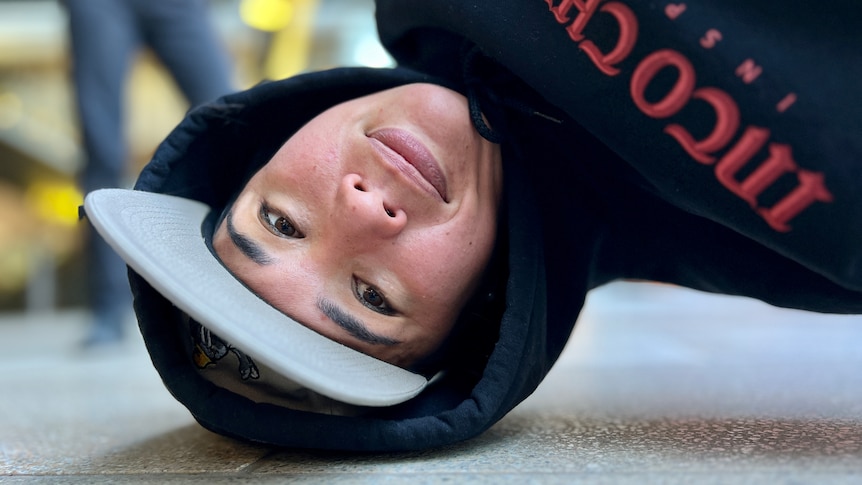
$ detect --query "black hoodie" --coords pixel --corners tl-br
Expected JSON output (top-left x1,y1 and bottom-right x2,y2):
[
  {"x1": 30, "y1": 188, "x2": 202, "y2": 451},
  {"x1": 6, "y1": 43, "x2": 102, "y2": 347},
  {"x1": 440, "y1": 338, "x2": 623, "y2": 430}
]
[
  {"x1": 128, "y1": 0, "x2": 862, "y2": 452},
  {"x1": 377, "y1": 0, "x2": 862, "y2": 309}
]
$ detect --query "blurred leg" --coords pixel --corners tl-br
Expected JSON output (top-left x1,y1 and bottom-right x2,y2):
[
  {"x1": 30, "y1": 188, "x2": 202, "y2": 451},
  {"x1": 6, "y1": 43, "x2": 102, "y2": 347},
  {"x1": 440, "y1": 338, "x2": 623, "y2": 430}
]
[
  {"x1": 136, "y1": 0, "x2": 236, "y2": 106},
  {"x1": 66, "y1": 0, "x2": 140, "y2": 345}
]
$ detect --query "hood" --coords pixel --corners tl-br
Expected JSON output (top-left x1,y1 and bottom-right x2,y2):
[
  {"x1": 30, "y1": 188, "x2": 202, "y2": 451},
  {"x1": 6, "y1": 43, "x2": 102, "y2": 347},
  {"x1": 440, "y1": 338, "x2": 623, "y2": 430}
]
[{"x1": 129, "y1": 66, "x2": 569, "y2": 451}]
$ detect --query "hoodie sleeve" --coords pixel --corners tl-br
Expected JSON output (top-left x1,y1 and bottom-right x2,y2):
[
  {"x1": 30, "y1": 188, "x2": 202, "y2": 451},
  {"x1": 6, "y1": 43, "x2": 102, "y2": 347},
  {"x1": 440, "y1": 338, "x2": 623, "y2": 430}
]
[{"x1": 377, "y1": 0, "x2": 862, "y2": 305}]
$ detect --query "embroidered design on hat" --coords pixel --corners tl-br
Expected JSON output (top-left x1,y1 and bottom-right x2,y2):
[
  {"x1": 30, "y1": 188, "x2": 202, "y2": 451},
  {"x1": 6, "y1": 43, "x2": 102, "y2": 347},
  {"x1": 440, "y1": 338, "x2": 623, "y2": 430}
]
[{"x1": 190, "y1": 319, "x2": 260, "y2": 381}]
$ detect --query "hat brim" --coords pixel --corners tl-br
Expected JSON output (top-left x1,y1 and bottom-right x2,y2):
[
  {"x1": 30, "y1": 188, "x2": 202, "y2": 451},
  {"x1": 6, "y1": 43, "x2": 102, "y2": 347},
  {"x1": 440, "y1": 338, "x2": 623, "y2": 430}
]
[{"x1": 83, "y1": 188, "x2": 429, "y2": 406}]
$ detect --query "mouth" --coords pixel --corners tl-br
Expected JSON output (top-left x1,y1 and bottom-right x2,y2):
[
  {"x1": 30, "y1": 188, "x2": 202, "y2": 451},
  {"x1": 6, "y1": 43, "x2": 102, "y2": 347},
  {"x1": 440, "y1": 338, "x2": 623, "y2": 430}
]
[{"x1": 367, "y1": 128, "x2": 449, "y2": 202}]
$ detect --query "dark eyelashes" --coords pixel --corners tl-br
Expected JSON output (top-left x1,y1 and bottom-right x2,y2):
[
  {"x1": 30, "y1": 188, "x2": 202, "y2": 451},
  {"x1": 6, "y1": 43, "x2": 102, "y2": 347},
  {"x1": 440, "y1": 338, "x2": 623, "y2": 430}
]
[
  {"x1": 353, "y1": 277, "x2": 397, "y2": 316},
  {"x1": 258, "y1": 200, "x2": 303, "y2": 238}
]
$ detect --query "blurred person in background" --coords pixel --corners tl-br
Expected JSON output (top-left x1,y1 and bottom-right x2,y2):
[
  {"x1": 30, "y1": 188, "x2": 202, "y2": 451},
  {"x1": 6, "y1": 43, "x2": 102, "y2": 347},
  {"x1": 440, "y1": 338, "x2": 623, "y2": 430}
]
[{"x1": 63, "y1": 0, "x2": 236, "y2": 347}]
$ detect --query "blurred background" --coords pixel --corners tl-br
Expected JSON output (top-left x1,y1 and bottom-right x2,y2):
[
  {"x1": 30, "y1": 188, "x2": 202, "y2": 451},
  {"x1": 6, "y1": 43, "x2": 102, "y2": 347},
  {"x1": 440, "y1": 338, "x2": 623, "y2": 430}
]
[
  {"x1": 0, "y1": 0, "x2": 390, "y2": 314},
  {"x1": 4, "y1": 4, "x2": 862, "y2": 477}
]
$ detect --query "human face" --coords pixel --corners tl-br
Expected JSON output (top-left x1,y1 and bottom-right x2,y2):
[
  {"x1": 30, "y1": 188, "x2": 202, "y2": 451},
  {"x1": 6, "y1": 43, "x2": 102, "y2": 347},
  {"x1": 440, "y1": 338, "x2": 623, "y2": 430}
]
[{"x1": 213, "y1": 83, "x2": 503, "y2": 368}]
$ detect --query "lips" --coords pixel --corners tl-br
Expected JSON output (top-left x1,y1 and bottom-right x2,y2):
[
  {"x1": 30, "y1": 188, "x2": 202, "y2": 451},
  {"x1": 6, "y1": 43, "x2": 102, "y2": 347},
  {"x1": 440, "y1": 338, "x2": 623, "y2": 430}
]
[{"x1": 367, "y1": 128, "x2": 449, "y2": 202}]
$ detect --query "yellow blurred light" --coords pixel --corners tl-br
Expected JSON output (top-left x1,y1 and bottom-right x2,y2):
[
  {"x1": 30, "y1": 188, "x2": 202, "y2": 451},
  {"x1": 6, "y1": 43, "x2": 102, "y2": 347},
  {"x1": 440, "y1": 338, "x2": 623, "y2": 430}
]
[
  {"x1": 25, "y1": 181, "x2": 83, "y2": 228},
  {"x1": 240, "y1": 0, "x2": 294, "y2": 32},
  {"x1": 263, "y1": 0, "x2": 319, "y2": 80}
]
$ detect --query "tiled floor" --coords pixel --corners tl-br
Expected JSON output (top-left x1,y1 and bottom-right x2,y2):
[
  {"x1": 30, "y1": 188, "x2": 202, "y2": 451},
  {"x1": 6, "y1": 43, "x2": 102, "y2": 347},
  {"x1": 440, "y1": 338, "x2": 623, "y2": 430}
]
[{"x1": 2, "y1": 281, "x2": 862, "y2": 483}]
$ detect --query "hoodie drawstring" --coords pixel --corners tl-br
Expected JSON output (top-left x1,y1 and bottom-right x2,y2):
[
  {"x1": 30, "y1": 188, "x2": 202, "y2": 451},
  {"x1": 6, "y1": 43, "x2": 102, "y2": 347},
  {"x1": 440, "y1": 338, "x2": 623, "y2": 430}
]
[{"x1": 460, "y1": 43, "x2": 562, "y2": 145}]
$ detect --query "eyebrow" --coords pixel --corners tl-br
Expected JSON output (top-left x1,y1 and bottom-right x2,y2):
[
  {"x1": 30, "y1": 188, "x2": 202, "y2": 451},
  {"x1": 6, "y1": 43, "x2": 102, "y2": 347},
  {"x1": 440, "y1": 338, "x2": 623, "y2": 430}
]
[
  {"x1": 317, "y1": 297, "x2": 401, "y2": 346},
  {"x1": 225, "y1": 209, "x2": 274, "y2": 265}
]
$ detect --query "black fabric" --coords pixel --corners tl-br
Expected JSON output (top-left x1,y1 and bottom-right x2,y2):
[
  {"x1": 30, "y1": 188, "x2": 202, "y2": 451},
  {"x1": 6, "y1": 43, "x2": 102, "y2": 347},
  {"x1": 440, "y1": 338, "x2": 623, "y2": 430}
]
[
  {"x1": 130, "y1": 67, "x2": 555, "y2": 451},
  {"x1": 128, "y1": 0, "x2": 862, "y2": 453},
  {"x1": 377, "y1": 0, "x2": 862, "y2": 305}
]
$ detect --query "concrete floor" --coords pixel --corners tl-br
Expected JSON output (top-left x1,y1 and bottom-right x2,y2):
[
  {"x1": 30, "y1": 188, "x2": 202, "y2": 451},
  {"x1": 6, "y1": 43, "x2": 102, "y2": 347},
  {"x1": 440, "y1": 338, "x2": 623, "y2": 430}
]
[{"x1": 2, "y1": 281, "x2": 862, "y2": 484}]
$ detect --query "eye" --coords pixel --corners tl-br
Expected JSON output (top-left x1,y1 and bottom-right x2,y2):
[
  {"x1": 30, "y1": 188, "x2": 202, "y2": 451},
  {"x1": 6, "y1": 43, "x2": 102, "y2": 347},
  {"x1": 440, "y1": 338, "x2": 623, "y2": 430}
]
[
  {"x1": 260, "y1": 202, "x2": 304, "y2": 238},
  {"x1": 353, "y1": 278, "x2": 395, "y2": 315}
]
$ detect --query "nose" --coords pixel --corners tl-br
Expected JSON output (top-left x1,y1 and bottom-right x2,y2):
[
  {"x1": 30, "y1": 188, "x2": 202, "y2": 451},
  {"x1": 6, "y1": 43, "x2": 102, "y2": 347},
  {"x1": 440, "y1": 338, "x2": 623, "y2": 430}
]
[{"x1": 336, "y1": 174, "x2": 407, "y2": 241}]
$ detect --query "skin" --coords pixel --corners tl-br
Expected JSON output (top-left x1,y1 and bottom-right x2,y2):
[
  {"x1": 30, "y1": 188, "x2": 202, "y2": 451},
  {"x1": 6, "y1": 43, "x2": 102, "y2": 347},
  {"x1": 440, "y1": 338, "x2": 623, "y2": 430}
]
[{"x1": 213, "y1": 83, "x2": 503, "y2": 368}]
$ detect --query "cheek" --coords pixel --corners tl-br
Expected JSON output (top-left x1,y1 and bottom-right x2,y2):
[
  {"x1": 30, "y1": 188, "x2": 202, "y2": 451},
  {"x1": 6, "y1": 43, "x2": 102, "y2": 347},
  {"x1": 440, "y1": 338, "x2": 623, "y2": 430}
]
[
  {"x1": 405, "y1": 224, "x2": 496, "y2": 307},
  {"x1": 260, "y1": 123, "x2": 342, "y2": 182}
]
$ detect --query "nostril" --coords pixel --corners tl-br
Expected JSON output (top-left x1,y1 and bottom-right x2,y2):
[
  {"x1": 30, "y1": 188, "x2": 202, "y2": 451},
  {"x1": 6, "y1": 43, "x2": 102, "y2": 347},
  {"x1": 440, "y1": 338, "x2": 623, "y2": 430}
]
[
  {"x1": 384, "y1": 207, "x2": 395, "y2": 218},
  {"x1": 354, "y1": 183, "x2": 366, "y2": 192}
]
